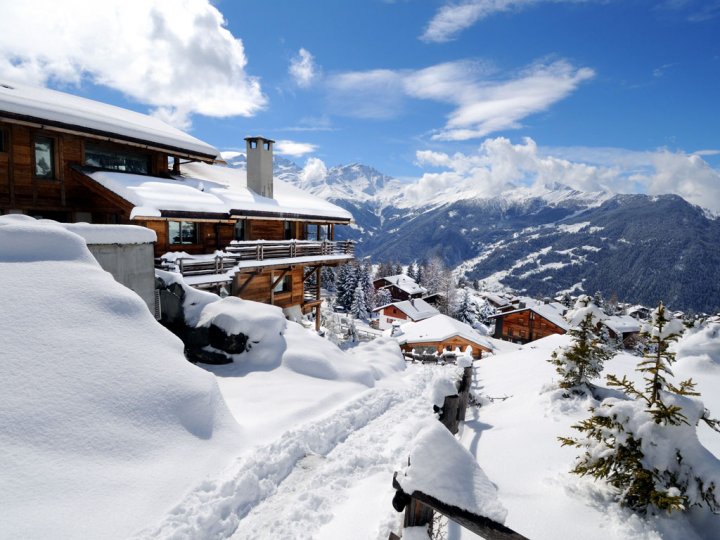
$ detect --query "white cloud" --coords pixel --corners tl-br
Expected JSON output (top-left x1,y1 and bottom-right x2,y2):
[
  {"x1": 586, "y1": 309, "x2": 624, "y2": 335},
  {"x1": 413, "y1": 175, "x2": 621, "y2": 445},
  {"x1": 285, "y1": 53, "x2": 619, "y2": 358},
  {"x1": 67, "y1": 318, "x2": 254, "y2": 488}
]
[
  {"x1": 410, "y1": 137, "x2": 720, "y2": 212},
  {"x1": 0, "y1": 0, "x2": 266, "y2": 129},
  {"x1": 289, "y1": 48, "x2": 319, "y2": 88},
  {"x1": 327, "y1": 59, "x2": 594, "y2": 139},
  {"x1": 301, "y1": 157, "x2": 328, "y2": 184},
  {"x1": 420, "y1": 0, "x2": 590, "y2": 43},
  {"x1": 274, "y1": 140, "x2": 318, "y2": 157}
]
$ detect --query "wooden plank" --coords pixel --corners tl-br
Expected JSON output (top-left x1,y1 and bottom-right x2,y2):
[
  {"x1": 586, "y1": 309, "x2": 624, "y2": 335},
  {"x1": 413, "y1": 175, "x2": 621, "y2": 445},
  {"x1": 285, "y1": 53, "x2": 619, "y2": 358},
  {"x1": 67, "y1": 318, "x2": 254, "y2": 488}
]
[{"x1": 392, "y1": 474, "x2": 529, "y2": 540}]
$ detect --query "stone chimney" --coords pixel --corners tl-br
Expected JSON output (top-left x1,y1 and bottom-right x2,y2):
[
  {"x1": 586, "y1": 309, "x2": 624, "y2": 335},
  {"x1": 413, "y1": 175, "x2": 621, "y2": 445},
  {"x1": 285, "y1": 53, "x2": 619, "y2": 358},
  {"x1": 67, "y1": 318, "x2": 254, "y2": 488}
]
[{"x1": 245, "y1": 136, "x2": 275, "y2": 198}]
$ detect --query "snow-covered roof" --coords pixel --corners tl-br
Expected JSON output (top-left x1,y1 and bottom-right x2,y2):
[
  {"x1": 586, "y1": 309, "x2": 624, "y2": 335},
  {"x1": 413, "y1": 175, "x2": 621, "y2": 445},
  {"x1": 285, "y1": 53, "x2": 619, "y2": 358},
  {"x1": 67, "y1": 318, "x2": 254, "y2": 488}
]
[
  {"x1": 374, "y1": 298, "x2": 439, "y2": 321},
  {"x1": 81, "y1": 163, "x2": 353, "y2": 222},
  {"x1": 395, "y1": 314, "x2": 494, "y2": 350},
  {"x1": 489, "y1": 303, "x2": 570, "y2": 331},
  {"x1": 375, "y1": 274, "x2": 426, "y2": 296},
  {"x1": 0, "y1": 80, "x2": 219, "y2": 160},
  {"x1": 60, "y1": 222, "x2": 156, "y2": 245},
  {"x1": 603, "y1": 315, "x2": 641, "y2": 335},
  {"x1": 481, "y1": 292, "x2": 511, "y2": 307}
]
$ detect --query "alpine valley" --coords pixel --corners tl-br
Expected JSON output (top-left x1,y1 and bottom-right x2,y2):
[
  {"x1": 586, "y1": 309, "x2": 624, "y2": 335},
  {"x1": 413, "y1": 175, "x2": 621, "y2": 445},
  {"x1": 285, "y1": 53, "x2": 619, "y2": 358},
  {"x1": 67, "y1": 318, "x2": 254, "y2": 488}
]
[{"x1": 224, "y1": 153, "x2": 720, "y2": 314}]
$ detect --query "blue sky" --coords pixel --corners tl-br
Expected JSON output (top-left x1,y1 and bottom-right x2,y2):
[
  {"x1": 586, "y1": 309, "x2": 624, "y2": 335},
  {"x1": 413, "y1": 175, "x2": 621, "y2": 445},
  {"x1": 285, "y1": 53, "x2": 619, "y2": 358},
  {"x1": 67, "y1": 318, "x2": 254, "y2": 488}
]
[{"x1": 1, "y1": 0, "x2": 719, "y2": 208}]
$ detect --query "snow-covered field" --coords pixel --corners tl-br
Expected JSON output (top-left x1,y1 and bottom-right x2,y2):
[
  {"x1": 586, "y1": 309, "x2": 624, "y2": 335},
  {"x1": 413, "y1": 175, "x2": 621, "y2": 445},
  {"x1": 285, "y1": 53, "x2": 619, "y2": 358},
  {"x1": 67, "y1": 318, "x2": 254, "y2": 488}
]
[
  {"x1": 3, "y1": 214, "x2": 719, "y2": 539},
  {"x1": 461, "y1": 333, "x2": 720, "y2": 540}
]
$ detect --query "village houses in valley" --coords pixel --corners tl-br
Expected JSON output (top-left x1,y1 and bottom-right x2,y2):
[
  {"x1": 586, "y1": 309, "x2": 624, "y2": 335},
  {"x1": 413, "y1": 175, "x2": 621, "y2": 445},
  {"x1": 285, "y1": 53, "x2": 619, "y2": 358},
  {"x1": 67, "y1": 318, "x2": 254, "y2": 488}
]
[{"x1": 0, "y1": 81, "x2": 354, "y2": 329}]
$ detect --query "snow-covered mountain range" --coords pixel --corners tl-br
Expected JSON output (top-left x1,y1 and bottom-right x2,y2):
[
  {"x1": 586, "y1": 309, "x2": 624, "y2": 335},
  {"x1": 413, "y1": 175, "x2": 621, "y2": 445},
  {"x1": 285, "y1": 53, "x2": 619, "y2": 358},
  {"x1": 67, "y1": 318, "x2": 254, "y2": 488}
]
[{"x1": 224, "y1": 153, "x2": 720, "y2": 313}]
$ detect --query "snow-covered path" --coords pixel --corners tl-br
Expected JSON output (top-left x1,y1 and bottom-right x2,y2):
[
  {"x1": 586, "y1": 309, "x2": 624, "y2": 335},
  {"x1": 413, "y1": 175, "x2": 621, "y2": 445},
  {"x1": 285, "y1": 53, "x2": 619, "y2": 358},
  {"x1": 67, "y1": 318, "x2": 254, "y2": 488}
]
[{"x1": 142, "y1": 364, "x2": 445, "y2": 539}]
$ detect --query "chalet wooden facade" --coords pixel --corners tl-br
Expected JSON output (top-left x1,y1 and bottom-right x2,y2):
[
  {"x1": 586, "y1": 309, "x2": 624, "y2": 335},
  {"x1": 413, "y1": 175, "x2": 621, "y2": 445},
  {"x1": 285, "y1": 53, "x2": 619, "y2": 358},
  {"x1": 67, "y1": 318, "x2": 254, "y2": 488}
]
[
  {"x1": 393, "y1": 314, "x2": 493, "y2": 360},
  {"x1": 489, "y1": 305, "x2": 569, "y2": 343},
  {"x1": 0, "y1": 82, "x2": 354, "y2": 327},
  {"x1": 373, "y1": 298, "x2": 438, "y2": 330}
]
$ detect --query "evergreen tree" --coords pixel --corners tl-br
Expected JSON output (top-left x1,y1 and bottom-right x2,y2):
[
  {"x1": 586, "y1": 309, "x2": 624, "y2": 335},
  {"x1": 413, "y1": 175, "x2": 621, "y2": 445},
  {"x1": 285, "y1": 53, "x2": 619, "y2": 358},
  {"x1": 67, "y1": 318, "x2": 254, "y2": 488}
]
[
  {"x1": 392, "y1": 262, "x2": 404, "y2": 275},
  {"x1": 358, "y1": 262, "x2": 376, "y2": 310},
  {"x1": 335, "y1": 263, "x2": 359, "y2": 310},
  {"x1": 593, "y1": 290, "x2": 605, "y2": 310},
  {"x1": 376, "y1": 287, "x2": 393, "y2": 307},
  {"x1": 406, "y1": 262, "x2": 418, "y2": 282},
  {"x1": 560, "y1": 302, "x2": 720, "y2": 515},
  {"x1": 350, "y1": 282, "x2": 369, "y2": 320},
  {"x1": 321, "y1": 266, "x2": 336, "y2": 293},
  {"x1": 376, "y1": 261, "x2": 394, "y2": 279},
  {"x1": 415, "y1": 260, "x2": 426, "y2": 286},
  {"x1": 454, "y1": 289, "x2": 476, "y2": 325},
  {"x1": 548, "y1": 310, "x2": 613, "y2": 397}
]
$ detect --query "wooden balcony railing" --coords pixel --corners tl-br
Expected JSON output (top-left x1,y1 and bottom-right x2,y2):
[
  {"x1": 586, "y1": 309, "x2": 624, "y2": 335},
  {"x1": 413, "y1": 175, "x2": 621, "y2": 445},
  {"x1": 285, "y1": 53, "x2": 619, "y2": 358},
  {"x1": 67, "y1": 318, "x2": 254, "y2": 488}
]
[
  {"x1": 156, "y1": 240, "x2": 355, "y2": 278},
  {"x1": 225, "y1": 239, "x2": 355, "y2": 262}
]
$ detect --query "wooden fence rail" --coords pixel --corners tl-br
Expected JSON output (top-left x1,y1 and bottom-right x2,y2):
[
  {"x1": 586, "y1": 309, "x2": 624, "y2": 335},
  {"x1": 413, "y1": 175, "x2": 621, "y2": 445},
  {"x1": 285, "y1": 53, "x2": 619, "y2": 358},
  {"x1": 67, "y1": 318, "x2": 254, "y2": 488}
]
[{"x1": 390, "y1": 364, "x2": 530, "y2": 540}]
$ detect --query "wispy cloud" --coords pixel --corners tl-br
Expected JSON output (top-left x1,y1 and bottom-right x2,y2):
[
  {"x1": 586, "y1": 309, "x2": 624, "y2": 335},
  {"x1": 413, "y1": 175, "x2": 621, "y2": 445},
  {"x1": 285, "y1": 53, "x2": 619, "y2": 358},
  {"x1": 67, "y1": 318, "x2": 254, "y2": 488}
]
[
  {"x1": 420, "y1": 0, "x2": 591, "y2": 43},
  {"x1": 289, "y1": 48, "x2": 319, "y2": 88},
  {"x1": 274, "y1": 139, "x2": 318, "y2": 156},
  {"x1": 408, "y1": 137, "x2": 720, "y2": 212},
  {"x1": 327, "y1": 69, "x2": 406, "y2": 119},
  {"x1": 0, "y1": 0, "x2": 266, "y2": 129},
  {"x1": 327, "y1": 59, "x2": 594, "y2": 140},
  {"x1": 656, "y1": 0, "x2": 720, "y2": 22}
]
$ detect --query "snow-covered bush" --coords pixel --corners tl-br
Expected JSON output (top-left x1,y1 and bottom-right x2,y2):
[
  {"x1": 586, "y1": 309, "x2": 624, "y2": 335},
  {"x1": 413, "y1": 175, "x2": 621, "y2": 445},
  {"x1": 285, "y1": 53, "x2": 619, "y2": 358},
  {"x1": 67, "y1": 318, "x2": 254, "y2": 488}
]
[
  {"x1": 561, "y1": 303, "x2": 720, "y2": 514},
  {"x1": 549, "y1": 298, "x2": 613, "y2": 397}
]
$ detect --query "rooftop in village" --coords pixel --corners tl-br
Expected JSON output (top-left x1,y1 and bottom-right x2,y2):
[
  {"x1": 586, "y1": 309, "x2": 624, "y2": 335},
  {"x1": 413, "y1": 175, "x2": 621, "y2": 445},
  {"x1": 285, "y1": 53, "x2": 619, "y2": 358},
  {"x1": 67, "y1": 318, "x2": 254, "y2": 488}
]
[
  {"x1": 373, "y1": 298, "x2": 439, "y2": 321},
  {"x1": 375, "y1": 274, "x2": 427, "y2": 296},
  {"x1": 394, "y1": 314, "x2": 494, "y2": 350}
]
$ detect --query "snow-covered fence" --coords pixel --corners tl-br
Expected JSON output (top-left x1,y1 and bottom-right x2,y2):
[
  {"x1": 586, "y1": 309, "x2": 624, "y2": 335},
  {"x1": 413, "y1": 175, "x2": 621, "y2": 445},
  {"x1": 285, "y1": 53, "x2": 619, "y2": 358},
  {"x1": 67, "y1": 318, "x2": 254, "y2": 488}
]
[{"x1": 390, "y1": 360, "x2": 529, "y2": 539}]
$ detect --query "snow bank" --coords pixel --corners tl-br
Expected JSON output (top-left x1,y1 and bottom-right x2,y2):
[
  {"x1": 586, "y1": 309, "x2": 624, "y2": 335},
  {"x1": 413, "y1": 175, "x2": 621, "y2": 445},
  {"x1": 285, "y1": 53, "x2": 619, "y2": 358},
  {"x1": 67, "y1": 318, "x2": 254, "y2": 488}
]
[
  {"x1": 397, "y1": 419, "x2": 507, "y2": 523},
  {"x1": 676, "y1": 322, "x2": 720, "y2": 366},
  {"x1": 0, "y1": 216, "x2": 241, "y2": 539}
]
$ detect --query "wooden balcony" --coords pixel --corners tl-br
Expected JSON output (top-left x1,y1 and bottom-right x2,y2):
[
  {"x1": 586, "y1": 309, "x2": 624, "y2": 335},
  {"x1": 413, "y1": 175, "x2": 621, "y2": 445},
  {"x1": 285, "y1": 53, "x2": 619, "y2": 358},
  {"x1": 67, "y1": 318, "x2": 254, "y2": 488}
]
[{"x1": 156, "y1": 239, "x2": 355, "y2": 281}]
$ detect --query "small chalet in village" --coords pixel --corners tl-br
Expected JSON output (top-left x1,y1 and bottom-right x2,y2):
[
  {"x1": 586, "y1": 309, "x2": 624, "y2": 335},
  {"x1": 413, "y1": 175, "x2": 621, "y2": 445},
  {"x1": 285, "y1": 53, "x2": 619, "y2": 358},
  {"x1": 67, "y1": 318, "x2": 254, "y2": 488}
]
[
  {"x1": 601, "y1": 315, "x2": 641, "y2": 348},
  {"x1": 392, "y1": 314, "x2": 493, "y2": 360},
  {"x1": 373, "y1": 298, "x2": 439, "y2": 330},
  {"x1": 0, "y1": 81, "x2": 354, "y2": 327},
  {"x1": 489, "y1": 302, "x2": 569, "y2": 343},
  {"x1": 373, "y1": 274, "x2": 426, "y2": 302}
]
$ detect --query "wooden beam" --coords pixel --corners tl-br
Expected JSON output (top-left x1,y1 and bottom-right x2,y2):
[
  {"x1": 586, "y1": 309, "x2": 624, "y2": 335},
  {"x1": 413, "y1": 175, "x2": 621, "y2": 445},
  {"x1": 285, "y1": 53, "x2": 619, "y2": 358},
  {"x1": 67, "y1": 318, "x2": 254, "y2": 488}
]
[
  {"x1": 392, "y1": 474, "x2": 529, "y2": 540},
  {"x1": 235, "y1": 271, "x2": 261, "y2": 296}
]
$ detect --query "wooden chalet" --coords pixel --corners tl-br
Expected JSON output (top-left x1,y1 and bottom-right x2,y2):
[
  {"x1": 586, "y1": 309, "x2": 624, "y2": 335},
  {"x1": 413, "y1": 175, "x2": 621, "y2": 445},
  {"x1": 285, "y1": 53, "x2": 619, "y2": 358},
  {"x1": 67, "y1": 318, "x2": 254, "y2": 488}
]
[
  {"x1": 393, "y1": 314, "x2": 493, "y2": 360},
  {"x1": 373, "y1": 274, "x2": 426, "y2": 302},
  {"x1": 489, "y1": 303, "x2": 569, "y2": 343},
  {"x1": 601, "y1": 315, "x2": 641, "y2": 348},
  {"x1": 0, "y1": 81, "x2": 354, "y2": 328},
  {"x1": 373, "y1": 298, "x2": 439, "y2": 330}
]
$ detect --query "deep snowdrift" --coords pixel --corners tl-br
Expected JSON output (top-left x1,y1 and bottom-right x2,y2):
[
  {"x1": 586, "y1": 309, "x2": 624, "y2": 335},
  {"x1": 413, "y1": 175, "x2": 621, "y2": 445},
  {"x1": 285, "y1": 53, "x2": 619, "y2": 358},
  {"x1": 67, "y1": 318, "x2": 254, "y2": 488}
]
[
  {"x1": 463, "y1": 332, "x2": 720, "y2": 540},
  {"x1": 0, "y1": 215, "x2": 242, "y2": 539}
]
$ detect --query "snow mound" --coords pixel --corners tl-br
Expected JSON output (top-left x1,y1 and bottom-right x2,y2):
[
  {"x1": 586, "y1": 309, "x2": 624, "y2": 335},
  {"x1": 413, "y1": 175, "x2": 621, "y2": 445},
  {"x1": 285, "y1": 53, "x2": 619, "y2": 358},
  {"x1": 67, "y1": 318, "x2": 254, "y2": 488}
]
[
  {"x1": 398, "y1": 418, "x2": 507, "y2": 523},
  {"x1": 0, "y1": 216, "x2": 241, "y2": 539},
  {"x1": 676, "y1": 322, "x2": 720, "y2": 366}
]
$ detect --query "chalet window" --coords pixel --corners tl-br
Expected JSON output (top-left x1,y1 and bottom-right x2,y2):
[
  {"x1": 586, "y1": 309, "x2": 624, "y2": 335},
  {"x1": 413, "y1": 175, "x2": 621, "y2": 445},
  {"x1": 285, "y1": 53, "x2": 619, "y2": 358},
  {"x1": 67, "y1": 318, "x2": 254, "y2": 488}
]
[
  {"x1": 305, "y1": 223, "x2": 319, "y2": 241},
  {"x1": 273, "y1": 273, "x2": 292, "y2": 294},
  {"x1": 284, "y1": 221, "x2": 293, "y2": 240},
  {"x1": 33, "y1": 136, "x2": 55, "y2": 179},
  {"x1": 234, "y1": 219, "x2": 246, "y2": 241},
  {"x1": 318, "y1": 224, "x2": 329, "y2": 241},
  {"x1": 84, "y1": 143, "x2": 150, "y2": 174},
  {"x1": 169, "y1": 221, "x2": 197, "y2": 245},
  {"x1": 0, "y1": 127, "x2": 7, "y2": 153}
]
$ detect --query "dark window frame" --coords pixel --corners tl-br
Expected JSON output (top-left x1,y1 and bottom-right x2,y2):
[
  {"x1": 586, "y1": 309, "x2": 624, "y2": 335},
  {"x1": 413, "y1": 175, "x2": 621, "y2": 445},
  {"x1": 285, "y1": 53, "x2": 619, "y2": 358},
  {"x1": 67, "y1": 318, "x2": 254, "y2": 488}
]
[
  {"x1": 168, "y1": 220, "x2": 199, "y2": 245},
  {"x1": 83, "y1": 141, "x2": 151, "y2": 175},
  {"x1": 33, "y1": 134, "x2": 57, "y2": 180},
  {"x1": 0, "y1": 127, "x2": 8, "y2": 153},
  {"x1": 234, "y1": 219, "x2": 247, "y2": 241}
]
